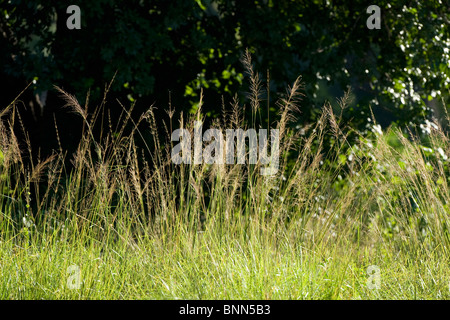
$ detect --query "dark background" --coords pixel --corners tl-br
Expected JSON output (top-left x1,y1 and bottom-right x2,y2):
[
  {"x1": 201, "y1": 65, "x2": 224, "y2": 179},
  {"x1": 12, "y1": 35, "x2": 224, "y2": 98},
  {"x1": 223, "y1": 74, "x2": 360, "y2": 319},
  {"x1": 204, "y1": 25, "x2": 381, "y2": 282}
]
[{"x1": 1, "y1": 0, "x2": 449, "y2": 165}]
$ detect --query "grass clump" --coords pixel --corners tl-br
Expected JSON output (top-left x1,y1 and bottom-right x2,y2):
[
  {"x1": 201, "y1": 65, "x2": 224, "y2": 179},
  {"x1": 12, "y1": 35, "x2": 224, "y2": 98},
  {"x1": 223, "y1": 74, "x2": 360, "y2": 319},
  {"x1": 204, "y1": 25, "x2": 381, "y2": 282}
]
[{"x1": 0, "y1": 53, "x2": 449, "y2": 299}]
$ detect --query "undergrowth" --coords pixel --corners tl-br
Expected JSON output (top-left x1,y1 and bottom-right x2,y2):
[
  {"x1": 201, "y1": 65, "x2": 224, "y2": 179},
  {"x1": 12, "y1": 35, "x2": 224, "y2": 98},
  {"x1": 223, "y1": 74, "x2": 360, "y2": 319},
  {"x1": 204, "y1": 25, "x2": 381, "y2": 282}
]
[{"x1": 0, "y1": 52, "x2": 449, "y2": 299}]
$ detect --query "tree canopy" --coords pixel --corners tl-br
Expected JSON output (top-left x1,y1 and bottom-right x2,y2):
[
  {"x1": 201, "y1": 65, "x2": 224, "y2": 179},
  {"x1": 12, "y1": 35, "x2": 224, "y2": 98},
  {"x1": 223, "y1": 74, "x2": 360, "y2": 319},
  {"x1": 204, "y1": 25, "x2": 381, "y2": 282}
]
[{"x1": 1, "y1": 1, "x2": 449, "y2": 135}]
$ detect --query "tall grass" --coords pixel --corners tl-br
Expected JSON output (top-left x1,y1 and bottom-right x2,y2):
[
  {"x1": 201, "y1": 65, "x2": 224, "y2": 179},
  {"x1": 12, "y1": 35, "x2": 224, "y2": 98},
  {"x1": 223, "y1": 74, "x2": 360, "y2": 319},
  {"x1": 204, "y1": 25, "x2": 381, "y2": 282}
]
[{"x1": 0, "y1": 53, "x2": 449, "y2": 299}]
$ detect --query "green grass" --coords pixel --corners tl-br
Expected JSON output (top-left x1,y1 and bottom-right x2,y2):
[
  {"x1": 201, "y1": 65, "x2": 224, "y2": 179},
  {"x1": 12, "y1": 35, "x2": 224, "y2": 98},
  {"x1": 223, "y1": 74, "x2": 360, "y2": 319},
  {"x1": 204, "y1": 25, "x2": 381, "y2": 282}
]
[
  {"x1": 1, "y1": 56, "x2": 449, "y2": 299},
  {"x1": 1, "y1": 219, "x2": 450, "y2": 299}
]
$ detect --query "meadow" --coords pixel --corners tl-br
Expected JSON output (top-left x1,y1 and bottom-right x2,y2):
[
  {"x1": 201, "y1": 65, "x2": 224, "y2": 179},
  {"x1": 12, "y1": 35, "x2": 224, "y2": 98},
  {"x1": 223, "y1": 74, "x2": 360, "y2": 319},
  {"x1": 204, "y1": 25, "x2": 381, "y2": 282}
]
[{"x1": 1, "y1": 58, "x2": 449, "y2": 300}]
